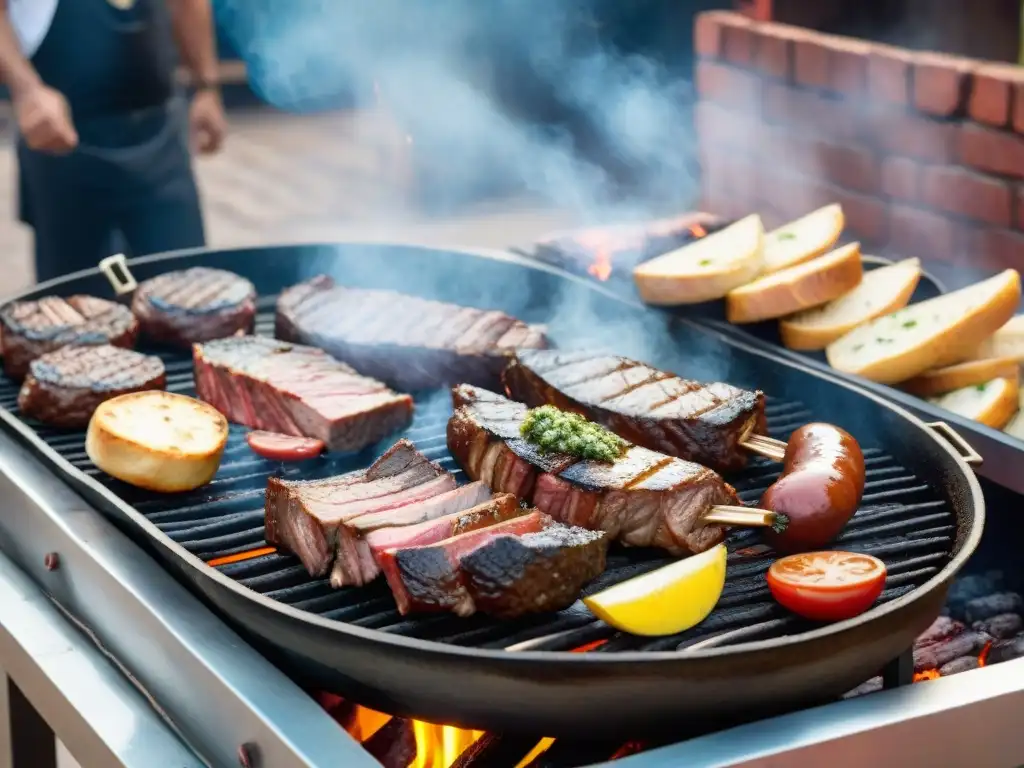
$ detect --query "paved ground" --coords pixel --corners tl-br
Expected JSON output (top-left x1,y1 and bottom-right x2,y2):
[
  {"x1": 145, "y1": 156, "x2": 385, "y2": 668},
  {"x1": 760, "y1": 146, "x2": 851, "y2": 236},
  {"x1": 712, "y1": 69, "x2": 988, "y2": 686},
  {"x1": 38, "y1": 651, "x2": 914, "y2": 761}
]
[{"x1": 0, "y1": 103, "x2": 580, "y2": 296}]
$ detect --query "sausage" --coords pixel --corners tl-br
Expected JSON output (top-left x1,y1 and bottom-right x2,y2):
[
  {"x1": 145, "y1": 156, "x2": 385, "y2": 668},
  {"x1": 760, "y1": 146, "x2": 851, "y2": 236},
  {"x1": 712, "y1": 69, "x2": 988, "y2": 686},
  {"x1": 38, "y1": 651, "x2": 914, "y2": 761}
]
[
  {"x1": 760, "y1": 423, "x2": 865, "y2": 554},
  {"x1": 246, "y1": 431, "x2": 325, "y2": 461}
]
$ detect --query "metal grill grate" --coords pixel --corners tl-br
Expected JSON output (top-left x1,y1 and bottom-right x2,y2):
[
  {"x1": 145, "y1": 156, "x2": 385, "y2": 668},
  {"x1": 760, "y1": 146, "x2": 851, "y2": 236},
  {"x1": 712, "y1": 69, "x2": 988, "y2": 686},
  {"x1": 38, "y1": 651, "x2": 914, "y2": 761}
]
[{"x1": 0, "y1": 299, "x2": 956, "y2": 654}]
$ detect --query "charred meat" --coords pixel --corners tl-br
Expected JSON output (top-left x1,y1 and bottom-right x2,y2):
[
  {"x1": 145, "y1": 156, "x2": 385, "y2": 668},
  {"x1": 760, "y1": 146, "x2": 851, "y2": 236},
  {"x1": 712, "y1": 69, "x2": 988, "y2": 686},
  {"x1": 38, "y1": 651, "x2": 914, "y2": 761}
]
[
  {"x1": 378, "y1": 511, "x2": 606, "y2": 617},
  {"x1": 194, "y1": 335, "x2": 413, "y2": 453},
  {"x1": 448, "y1": 385, "x2": 738, "y2": 556},
  {"x1": 132, "y1": 267, "x2": 257, "y2": 347},
  {"x1": 0, "y1": 296, "x2": 138, "y2": 380},
  {"x1": 275, "y1": 274, "x2": 549, "y2": 391},
  {"x1": 18, "y1": 345, "x2": 166, "y2": 428},
  {"x1": 503, "y1": 349, "x2": 766, "y2": 473}
]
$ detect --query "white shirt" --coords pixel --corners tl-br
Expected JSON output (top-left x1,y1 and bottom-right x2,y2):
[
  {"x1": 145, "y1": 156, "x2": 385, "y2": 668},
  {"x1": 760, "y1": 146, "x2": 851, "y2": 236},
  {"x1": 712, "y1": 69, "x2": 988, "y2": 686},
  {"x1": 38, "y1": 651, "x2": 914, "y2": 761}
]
[{"x1": 7, "y1": 0, "x2": 59, "y2": 58}]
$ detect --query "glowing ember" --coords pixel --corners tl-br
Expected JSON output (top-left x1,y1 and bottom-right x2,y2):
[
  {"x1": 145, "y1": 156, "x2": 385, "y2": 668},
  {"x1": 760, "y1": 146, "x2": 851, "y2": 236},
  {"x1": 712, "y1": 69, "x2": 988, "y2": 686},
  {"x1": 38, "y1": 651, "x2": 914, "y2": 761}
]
[
  {"x1": 587, "y1": 246, "x2": 613, "y2": 281},
  {"x1": 206, "y1": 546, "x2": 276, "y2": 567},
  {"x1": 913, "y1": 669, "x2": 941, "y2": 682},
  {"x1": 515, "y1": 737, "x2": 555, "y2": 767},
  {"x1": 690, "y1": 223, "x2": 708, "y2": 238}
]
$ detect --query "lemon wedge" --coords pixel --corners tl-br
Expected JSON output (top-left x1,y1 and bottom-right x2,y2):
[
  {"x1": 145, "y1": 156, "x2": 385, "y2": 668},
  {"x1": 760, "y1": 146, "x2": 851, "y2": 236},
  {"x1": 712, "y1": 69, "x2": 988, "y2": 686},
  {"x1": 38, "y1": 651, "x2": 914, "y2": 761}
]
[{"x1": 583, "y1": 544, "x2": 727, "y2": 636}]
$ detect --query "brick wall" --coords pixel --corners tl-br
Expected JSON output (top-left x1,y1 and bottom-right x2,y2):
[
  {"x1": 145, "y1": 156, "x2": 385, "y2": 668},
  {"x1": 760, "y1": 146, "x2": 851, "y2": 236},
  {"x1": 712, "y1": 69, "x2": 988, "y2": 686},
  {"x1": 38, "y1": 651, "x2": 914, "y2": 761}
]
[{"x1": 693, "y1": 11, "x2": 1024, "y2": 273}]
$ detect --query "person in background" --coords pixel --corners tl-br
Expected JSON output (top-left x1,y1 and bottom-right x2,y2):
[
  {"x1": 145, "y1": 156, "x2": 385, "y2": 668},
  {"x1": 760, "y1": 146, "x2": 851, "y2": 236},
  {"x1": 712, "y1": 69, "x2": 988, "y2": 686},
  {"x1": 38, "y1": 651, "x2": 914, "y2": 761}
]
[{"x1": 0, "y1": 0, "x2": 227, "y2": 283}]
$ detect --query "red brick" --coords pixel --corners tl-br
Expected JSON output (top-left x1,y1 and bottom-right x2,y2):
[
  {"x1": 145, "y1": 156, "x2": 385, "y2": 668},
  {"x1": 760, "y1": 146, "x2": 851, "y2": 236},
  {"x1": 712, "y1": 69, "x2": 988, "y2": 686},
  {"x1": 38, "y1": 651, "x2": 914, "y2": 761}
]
[
  {"x1": 888, "y1": 204, "x2": 965, "y2": 262},
  {"x1": 920, "y1": 166, "x2": 1012, "y2": 226},
  {"x1": 1015, "y1": 186, "x2": 1024, "y2": 230},
  {"x1": 753, "y1": 22, "x2": 795, "y2": 81},
  {"x1": 866, "y1": 110, "x2": 955, "y2": 163},
  {"x1": 958, "y1": 124, "x2": 1024, "y2": 179},
  {"x1": 834, "y1": 188, "x2": 888, "y2": 245},
  {"x1": 1013, "y1": 81, "x2": 1024, "y2": 135},
  {"x1": 913, "y1": 52, "x2": 975, "y2": 117},
  {"x1": 721, "y1": 16, "x2": 757, "y2": 67},
  {"x1": 827, "y1": 38, "x2": 870, "y2": 96},
  {"x1": 969, "y1": 64, "x2": 1021, "y2": 128},
  {"x1": 962, "y1": 227, "x2": 1024, "y2": 271},
  {"x1": 881, "y1": 157, "x2": 921, "y2": 201},
  {"x1": 694, "y1": 100, "x2": 755, "y2": 153},
  {"x1": 755, "y1": 171, "x2": 832, "y2": 223},
  {"x1": 867, "y1": 45, "x2": 913, "y2": 106},
  {"x1": 794, "y1": 34, "x2": 830, "y2": 90},
  {"x1": 761, "y1": 82, "x2": 860, "y2": 143},
  {"x1": 695, "y1": 61, "x2": 761, "y2": 113},
  {"x1": 694, "y1": 12, "x2": 729, "y2": 59},
  {"x1": 816, "y1": 142, "x2": 881, "y2": 195},
  {"x1": 701, "y1": 150, "x2": 759, "y2": 220}
]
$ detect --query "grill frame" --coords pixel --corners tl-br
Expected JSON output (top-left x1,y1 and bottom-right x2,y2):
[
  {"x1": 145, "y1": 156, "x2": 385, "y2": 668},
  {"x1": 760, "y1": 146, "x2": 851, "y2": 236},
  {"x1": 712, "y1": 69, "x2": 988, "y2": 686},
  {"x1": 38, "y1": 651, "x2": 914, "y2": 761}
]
[{"x1": 0, "y1": 243, "x2": 985, "y2": 738}]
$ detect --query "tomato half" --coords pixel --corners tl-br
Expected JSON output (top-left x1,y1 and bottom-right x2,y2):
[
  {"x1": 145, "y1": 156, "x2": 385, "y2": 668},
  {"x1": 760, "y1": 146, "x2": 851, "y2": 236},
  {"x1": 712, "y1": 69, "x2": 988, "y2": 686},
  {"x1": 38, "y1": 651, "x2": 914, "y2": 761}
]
[
  {"x1": 766, "y1": 551, "x2": 886, "y2": 622},
  {"x1": 246, "y1": 431, "x2": 325, "y2": 461}
]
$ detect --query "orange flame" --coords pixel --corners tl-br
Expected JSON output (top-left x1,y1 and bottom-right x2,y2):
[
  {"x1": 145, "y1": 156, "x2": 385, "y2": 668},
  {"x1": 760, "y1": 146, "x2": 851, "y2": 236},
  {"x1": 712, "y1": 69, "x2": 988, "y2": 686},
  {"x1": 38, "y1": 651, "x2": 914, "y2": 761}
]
[
  {"x1": 912, "y1": 668, "x2": 941, "y2": 682},
  {"x1": 409, "y1": 721, "x2": 485, "y2": 768},
  {"x1": 587, "y1": 245, "x2": 613, "y2": 282},
  {"x1": 207, "y1": 546, "x2": 276, "y2": 567},
  {"x1": 690, "y1": 223, "x2": 708, "y2": 238}
]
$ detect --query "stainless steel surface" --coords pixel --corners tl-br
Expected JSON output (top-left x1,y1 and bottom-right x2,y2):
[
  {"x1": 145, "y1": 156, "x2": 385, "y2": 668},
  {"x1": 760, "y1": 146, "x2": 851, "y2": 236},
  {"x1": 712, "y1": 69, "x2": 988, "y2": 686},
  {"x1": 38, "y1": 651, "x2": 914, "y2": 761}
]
[
  {"x1": 0, "y1": 431, "x2": 377, "y2": 768},
  {"x1": 0, "y1": 545, "x2": 203, "y2": 768},
  {"x1": 614, "y1": 660, "x2": 1024, "y2": 768}
]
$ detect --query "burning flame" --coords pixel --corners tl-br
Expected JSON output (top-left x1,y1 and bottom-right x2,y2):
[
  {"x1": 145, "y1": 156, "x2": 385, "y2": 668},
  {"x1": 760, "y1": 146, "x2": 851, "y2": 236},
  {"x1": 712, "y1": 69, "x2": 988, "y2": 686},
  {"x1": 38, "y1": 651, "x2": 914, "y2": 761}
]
[
  {"x1": 409, "y1": 721, "x2": 484, "y2": 768},
  {"x1": 587, "y1": 245, "x2": 613, "y2": 282},
  {"x1": 206, "y1": 546, "x2": 276, "y2": 567},
  {"x1": 690, "y1": 223, "x2": 708, "y2": 238},
  {"x1": 912, "y1": 640, "x2": 992, "y2": 683}
]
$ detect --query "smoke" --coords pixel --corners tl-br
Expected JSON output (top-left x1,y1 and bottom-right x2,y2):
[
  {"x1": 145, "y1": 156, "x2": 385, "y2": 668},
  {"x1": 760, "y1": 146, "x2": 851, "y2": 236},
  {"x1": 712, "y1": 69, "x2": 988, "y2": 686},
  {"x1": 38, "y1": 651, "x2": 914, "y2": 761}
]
[{"x1": 217, "y1": 0, "x2": 700, "y2": 218}]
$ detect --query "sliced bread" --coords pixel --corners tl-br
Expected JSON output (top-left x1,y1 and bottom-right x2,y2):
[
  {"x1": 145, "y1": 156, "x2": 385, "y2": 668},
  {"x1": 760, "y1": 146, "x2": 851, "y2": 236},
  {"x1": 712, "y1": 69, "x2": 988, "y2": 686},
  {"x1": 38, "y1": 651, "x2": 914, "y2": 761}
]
[
  {"x1": 633, "y1": 214, "x2": 764, "y2": 305},
  {"x1": 903, "y1": 356, "x2": 1020, "y2": 397},
  {"x1": 964, "y1": 314, "x2": 1024, "y2": 363},
  {"x1": 928, "y1": 377, "x2": 1020, "y2": 429},
  {"x1": 1003, "y1": 386, "x2": 1024, "y2": 439},
  {"x1": 779, "y1": 258, "x2": 922, "y2": 350},
  {"x1": 725, "y1": 242, "x2": 862, "y2": 325},
  {"x1": 825, "y1": 269, "x2": 1022, "y2": 385},
  {"x1": 763, "y1": 203, "x2": 844, "y2": 274}
]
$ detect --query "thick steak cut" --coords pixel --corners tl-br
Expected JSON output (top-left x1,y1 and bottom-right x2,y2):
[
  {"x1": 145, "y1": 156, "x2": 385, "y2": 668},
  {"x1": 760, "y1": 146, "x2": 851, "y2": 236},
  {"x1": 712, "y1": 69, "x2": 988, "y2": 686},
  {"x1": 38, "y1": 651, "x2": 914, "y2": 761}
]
[
  {"x1": 503, "y1": 349, "x2": 767, "y2": 473},
  {"x1": 275, "y1": 274, "x2": 549, "y2": 391},
  {"x1": 448, "y1": 385, "x2": 738, "y2": 556},
  {"x1": 0, "y1": 295, "x2": 138, "y2": 380},
  {"x1": 132, "y1": 267, "x2": 257, "y2": 347},
  {"x1": 18, "y1": 345, "x2": 166, "y2": 428},
  {"x1": 194, "y1": 335, "x2": 413, "y2": 452}
]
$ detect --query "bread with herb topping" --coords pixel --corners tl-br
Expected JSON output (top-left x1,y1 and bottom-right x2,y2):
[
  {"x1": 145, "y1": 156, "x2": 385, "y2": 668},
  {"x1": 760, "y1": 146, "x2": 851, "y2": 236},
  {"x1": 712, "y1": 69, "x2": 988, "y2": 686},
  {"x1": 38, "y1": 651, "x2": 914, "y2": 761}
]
[
  {"x1": 633, "y1": 214, "x2": 765, "y2": 305},
  {"x1": 903, "y1": 356, "x2": 1020, "y2": 397},
  {"x1": 962, "y1": 314, "x2": 1024, "y2": 363},
  {"x1": 779, "y1": 257, "x2": 921, "y2": 350},
  {"x1": 825, "y1": 269, "x2": 1022, "y2": 384},
  {"x1": 725, "y1": 242, "x2": 862, "y2": 324},
  {"x1": 1003, "y1": 386, "x2": 1024, "y2": 439},
  {"x1": 763, "y1": 204, "x2": 844, "y2": 274},
  {"x1": 929, "y1": 377, "x2": 1019, "y2": 430}
]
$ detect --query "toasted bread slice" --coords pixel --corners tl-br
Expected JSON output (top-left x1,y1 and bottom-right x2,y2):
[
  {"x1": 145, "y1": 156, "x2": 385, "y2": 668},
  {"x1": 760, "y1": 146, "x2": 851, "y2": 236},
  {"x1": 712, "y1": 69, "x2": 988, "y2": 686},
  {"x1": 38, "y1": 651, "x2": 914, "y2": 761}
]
[
  {"x1": 763, "y1": 204, "x2": 844, "y2": 274},
  {"x1": 928, "y1": 377, "x2": 1019, "y2": 429},
  {"x1": 633, "y1": 214, "x2": 764, "y2": 305},
  {"x1": 964, "y1": 314, "x2": 1024, "y2": 363},
  {"x1": 779, "y1": 258, "x2": 922, "y2": 350},
  {"x1": 826, "y1": 269, "x2": 1022, "y2": 384},
  {"x1": 903, "y1": 356, "x2": 1020, "y2": 397},
  {"x1": 725, "y1": 242, "x2": 862, "y2": 325},
  {"x1": 86, "y1": 390, "x2": 229, "y2": 492},
  {"x1": 1003, "y1": 386, "x2": 1024, "y2": 439}
]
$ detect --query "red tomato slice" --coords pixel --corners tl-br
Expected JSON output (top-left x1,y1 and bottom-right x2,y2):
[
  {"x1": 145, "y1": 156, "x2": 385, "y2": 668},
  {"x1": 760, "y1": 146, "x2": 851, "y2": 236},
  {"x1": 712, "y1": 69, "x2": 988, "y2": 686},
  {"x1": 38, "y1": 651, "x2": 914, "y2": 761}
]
[
  {"x1": 766, "y1": 551, "x2": 886, "y2": 622},
  {"x1": 246, "y1": 431, "x2": 325, "y2": 461}
]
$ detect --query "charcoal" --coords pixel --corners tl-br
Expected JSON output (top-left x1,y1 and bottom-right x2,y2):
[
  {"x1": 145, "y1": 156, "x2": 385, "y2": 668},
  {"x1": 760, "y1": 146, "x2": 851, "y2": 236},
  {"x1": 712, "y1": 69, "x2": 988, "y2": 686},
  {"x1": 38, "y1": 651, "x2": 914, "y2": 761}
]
[
  {"x1": 913, "y1": 630, "x2": 990, "y2": 673},
  {"x1": 964, "y1": 592, "x2": 1024, "y2": 624},
  {"x1": 914, "y1": 616, "x2": 965, "y2": 648},
  {"x1": 363, "y1": 717, "x2": 416, "y2": 768},
  {"x1": 971, "y1": 613, "x2": 1023, "y2": 640},
  {"x1": 937, "y1": 656, "x2": 980, "y2": 676},
  {"x1": 843, "y1": 677, "x2": 883, "y2": 698},
  {"x1": 946, "y1": 572, "x2": 1008, "y2": 619},
  {"x1": 987, "y1": 637, "x2": 1024, "y2": 666}
]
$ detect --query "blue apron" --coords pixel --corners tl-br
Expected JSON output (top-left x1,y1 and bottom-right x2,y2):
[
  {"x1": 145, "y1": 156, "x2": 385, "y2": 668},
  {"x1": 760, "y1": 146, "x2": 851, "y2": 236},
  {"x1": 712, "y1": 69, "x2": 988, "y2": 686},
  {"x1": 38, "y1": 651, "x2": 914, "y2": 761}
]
[{"x1": 18, "y1": 0, "x2": 205, "y2": 282}]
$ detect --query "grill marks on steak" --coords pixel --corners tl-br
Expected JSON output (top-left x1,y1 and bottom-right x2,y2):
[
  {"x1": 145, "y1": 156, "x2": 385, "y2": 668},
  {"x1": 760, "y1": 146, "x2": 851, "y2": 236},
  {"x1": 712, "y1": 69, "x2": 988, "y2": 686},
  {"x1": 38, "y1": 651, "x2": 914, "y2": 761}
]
[
  {"x1": 447, "y1": 385, "x2": 737, "y2": 556},
  {"x1": 194, "y1": 336, "x2": 413, "y2": 452},
  {"x1": 503, "y1": 350, "x2": 767, "y2": 473},
  {"x1": 0, "y1": 295, "x2": 138, "y2": 379},
  {"x1": 132, "y1": 267, "x2": 257, "y2": 347},
  {"x1": 275, "y1": 274, "x2": 549, "y2": 391},
  {"x1": 18, "y1": 345, "x2": 166, "y2": 428}
]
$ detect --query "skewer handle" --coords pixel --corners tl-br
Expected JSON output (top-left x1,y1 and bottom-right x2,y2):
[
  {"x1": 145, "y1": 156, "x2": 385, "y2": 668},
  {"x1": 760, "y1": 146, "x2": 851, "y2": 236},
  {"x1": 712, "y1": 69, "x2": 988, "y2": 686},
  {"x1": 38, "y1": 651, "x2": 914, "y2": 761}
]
[
  {"x1": 739, "y1": 434, "x2": 787, "y2": 462},
  {"x1": 703, "y1": 505, "x2": 782, "y2": 529}
]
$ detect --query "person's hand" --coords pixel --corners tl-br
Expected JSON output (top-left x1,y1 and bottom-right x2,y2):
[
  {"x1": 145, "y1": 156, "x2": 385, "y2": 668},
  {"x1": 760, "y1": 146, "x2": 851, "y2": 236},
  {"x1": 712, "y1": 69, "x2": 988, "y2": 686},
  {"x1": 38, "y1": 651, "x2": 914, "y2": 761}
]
[
  {"x1": 14, "y1": 84, "x2": 78, "y2": 155},
  {"x1": 189, "y1": 88, "x2": 227, "y2": 154}
]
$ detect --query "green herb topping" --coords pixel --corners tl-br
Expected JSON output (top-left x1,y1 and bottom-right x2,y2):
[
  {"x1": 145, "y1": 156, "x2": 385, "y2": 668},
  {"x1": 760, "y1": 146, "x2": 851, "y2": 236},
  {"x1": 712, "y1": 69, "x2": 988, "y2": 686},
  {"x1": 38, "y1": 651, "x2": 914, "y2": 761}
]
[
  {"x1": 699, "y1": 258, "x2": 712, "y2": 266},
  {"x1": 777, "y1": 232, "x2": 797, "y2": 241},
  {"x1": 520, "y1": 405, "x2": 626, "y2": 462},
  {"x1": 902, "y1": 319, "x2": 918, "y2": 329},
  {"x1": 976, "y1": 383, "x2": 988, "y2": 392}
]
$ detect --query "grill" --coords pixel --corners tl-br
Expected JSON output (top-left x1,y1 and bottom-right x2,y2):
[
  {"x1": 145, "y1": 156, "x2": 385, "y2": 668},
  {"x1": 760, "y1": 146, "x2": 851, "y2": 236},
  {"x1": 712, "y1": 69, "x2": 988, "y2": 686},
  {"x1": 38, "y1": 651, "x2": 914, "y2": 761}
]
[{"x1": 0, "y1": 243, "x2": 983, "y2": 739}]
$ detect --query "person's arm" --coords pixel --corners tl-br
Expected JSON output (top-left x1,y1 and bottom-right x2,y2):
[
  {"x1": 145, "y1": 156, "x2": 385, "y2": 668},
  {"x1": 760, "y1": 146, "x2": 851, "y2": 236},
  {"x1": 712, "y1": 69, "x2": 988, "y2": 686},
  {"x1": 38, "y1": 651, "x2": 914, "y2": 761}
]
[
  {"x1": 167, "y1": 0, "x2": 226, "y2": 153},
  {"x1": 0, "y1": 0, "x2": 76, "y2": 153}
]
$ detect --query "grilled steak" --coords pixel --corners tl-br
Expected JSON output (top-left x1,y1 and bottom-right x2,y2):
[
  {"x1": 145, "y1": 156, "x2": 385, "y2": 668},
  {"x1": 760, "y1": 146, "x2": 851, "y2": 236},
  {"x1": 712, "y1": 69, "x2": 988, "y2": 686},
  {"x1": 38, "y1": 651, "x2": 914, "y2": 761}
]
[
  {"x1": 448, "y1": 385, "x2": 738, "y2": 556},
  {"x1": 18, "y1": 345, "x2": 165, "y2": 428},
  {"x1": 194, "y1": 336, "x2": 413, "y2": 453},
  {"x1": 132, "y1": 267, "x2": 257, "y2": 348},
  {"x1": 503, "y1": 349, "x2": 767, "y2": 473},
  {"x1": 275, "y1": 274, "x2": 549, "y2": 391},
  {"x1": 0, "y1": 296, "x2": 138, "y2": 380},
  {"x1": 377, "y1": 510, "x2": 562, "y2": 616}
]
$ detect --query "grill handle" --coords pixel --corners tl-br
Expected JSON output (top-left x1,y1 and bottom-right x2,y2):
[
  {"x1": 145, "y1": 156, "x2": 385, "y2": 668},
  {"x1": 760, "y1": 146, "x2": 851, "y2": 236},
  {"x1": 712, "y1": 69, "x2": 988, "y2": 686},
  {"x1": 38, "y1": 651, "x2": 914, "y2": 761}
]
[
  {"x1": 98, "y1": 253, "x2": 138, "y2": 297},
  {"x1": 926, "y1": 421, "x2": 983, "y2": 466}
]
